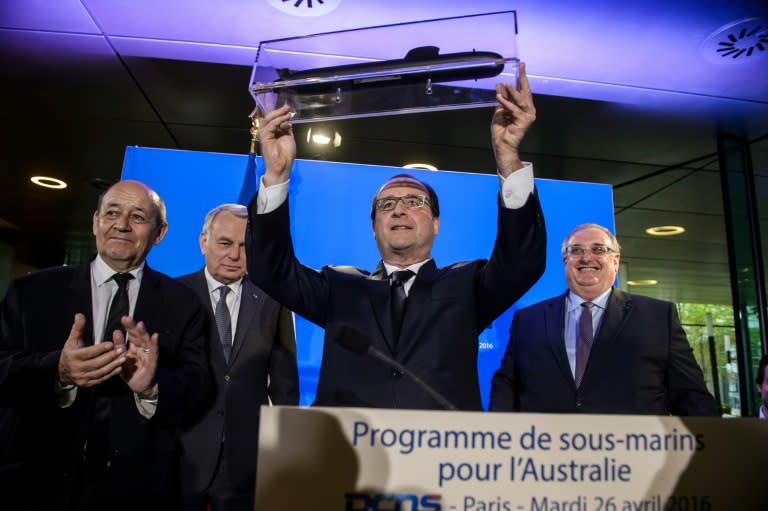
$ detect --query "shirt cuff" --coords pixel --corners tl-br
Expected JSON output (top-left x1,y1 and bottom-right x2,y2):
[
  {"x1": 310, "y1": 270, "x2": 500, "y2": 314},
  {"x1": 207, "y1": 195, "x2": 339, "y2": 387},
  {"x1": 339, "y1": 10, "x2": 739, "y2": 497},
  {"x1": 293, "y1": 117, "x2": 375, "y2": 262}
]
[
  {"x1": 134, "y1": 392, "x2": 158, "y2": 419},
  {"x1": 498, "y1": 162, "x2": 534, "y2": 209},
  {"x1": 54, "y1": 380, "x2": 78, "y2": 408},
  {"x1": 256, "y1": 176, "x2": 290, "y2": 214}
]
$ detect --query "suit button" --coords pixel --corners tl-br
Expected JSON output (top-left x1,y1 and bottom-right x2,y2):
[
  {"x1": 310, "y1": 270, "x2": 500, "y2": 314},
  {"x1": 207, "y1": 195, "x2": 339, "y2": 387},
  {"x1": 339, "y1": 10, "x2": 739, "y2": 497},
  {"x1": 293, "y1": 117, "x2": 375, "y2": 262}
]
[
  {"x1": 392, "y1": 370, "x2": 401, "y2": 378},
  {"x1": 224, "y1": 375, "x2": 231, "y2": 383},
  {"x1": 217, "y1": 410, "x2": 224, "y2": 416},
  {"x1": 576, "y1": 400, "x2": 583, "y2": 408}
]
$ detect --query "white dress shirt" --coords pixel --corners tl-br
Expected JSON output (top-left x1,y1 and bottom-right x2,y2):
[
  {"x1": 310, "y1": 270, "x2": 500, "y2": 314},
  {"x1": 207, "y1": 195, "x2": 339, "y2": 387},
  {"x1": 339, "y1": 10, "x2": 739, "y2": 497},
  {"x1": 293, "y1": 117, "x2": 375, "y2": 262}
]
[
  {"x1": 58, "y1": 255, "x2": 156, "y2": 418},
  {"x1": 382, "y1": 260, "x2": 430, "y2": 296},
  {"x1": 203, "y1": 267, "x2": 243, "y2": 341},
  {"x1": 256, "y1": 163, "x2": 536, "y2": 214},
  {"x1": 91, "y1": 255, "x2": 142, "y2": 343},
  {"x1": 255, "y1": 164, "x2": 534, "y2": 293}
]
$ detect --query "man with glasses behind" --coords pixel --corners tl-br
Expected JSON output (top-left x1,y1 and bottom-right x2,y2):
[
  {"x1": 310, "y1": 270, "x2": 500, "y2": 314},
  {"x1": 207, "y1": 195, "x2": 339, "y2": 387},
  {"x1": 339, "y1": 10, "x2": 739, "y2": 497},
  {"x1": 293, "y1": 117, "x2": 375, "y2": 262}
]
[
  {"x1": 490, "y1": 223, "x2": 719, "y2": 416},
  {"x1": 247, "y1": 64, "x2": 546, "y2": 410}
]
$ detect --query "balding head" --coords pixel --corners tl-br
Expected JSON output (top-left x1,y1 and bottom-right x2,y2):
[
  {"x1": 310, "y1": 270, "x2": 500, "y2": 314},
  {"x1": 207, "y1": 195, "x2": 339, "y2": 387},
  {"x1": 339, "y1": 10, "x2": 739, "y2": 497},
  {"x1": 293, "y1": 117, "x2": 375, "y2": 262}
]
[{"x1": 92, "y1": 180, "x2": 168, "y2": 272}]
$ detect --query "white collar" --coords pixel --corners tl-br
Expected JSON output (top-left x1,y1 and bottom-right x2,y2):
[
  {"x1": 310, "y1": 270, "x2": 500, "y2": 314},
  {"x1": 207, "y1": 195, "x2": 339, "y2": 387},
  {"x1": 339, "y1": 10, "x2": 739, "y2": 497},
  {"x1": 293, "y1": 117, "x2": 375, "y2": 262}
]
[
  {"x1": 567, "y1": 287, "x2": 612, "y2": 313},
  {"x1": 383, "y1": 258, "x2": 432, "y2": 278},
  {"x1": 92, "y1": 254, "x2": 144, "y2": 286},
  {"x1": 204, "y1": 267, "x2": 243, "y2": 296}
]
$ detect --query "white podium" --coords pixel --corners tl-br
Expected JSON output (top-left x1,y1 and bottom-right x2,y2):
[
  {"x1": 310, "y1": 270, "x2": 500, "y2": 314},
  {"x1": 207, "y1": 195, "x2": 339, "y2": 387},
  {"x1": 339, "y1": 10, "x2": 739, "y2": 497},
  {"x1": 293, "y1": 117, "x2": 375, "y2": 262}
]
[{"x1": 256, "y1": 406, "x2": 767, "y2": 510}]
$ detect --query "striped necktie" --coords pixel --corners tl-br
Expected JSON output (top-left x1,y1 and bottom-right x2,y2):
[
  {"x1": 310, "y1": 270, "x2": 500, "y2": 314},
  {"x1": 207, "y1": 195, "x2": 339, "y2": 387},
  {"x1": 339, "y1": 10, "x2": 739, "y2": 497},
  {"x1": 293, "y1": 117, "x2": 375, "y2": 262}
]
[{"x1": 215, "y1": 285, "x2": 233, "y2": 362}]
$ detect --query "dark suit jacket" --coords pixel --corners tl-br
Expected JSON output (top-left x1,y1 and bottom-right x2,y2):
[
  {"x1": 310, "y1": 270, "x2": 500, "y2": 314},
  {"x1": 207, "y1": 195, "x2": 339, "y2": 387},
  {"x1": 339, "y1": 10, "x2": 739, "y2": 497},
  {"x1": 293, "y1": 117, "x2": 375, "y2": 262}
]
[
  {"x1": 489, "y1": 289, "x2": 719, "y2": 415},
  {"x1": 0, "y1": 262, "x2": 210, "y2": 509},
  {"x1": 246, "y1": 193, "x2": 546, "y2": 411},
  {"x1": 177, "y1": 270, "x2": 298, "y2": 496}
]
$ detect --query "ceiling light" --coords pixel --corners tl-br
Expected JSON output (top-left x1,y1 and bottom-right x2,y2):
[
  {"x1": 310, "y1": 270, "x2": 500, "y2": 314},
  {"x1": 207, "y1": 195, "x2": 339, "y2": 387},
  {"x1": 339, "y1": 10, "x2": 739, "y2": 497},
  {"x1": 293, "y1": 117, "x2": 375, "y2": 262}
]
[
  {"x1": 312, "y1": 133, "x2": 331, "y2": 145},
  {"x1": 30, "y1": 176, "x2": 67, "y2": 189},
  {"x1": 306, "y1": 128, "x2": 341, "y2": 147},
  {"x1": 403, "y1": 163, "x2": 438, "y2": 171},
  {"x1": 627, "y1": 279, "x2": 658, "y2": 286},
  {"x1": 645, "y1": 225, "x2": 685, "y2": 236}
]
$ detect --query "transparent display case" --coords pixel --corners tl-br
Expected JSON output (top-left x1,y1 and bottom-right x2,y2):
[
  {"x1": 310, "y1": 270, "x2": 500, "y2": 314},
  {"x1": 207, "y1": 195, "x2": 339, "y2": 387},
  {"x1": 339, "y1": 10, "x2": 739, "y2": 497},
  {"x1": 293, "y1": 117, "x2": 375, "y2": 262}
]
[{"x1": 250, "y1": 11, "x2": 519, "y2": 123}]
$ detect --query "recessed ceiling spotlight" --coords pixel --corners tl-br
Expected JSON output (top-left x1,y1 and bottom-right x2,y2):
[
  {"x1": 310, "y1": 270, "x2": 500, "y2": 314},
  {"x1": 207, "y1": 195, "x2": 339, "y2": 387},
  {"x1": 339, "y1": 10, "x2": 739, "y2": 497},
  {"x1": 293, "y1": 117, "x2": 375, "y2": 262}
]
[
  {"x1": 645, "y1": 225, "x2": 685, "y2": 236},
  {"x1": 30, "y1": 176, "x2": 67, "y2": 190},
  {"x1": 403, "y1": 163, "x2": 438, "y2": 171},
  {"x1": 306, "y1": 128, "x2": 341, "y2": 147},
  {"x1": 627, "y1": 279, "x2": 658, "y2": 286}
]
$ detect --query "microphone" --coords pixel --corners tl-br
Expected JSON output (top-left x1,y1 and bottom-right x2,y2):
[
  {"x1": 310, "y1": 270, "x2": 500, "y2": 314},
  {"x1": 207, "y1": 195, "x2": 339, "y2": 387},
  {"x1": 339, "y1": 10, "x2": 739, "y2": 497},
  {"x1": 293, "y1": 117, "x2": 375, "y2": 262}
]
[{"x1": 329, "y1": 323, "x2": 458, "y2": 411}]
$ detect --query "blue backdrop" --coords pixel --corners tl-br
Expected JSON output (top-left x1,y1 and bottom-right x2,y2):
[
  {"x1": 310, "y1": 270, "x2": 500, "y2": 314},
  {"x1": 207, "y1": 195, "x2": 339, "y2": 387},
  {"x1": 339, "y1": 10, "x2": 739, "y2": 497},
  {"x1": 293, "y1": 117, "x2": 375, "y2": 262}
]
[{"x1": 122, "y1": 147, "x2": 614, "y2": 408}]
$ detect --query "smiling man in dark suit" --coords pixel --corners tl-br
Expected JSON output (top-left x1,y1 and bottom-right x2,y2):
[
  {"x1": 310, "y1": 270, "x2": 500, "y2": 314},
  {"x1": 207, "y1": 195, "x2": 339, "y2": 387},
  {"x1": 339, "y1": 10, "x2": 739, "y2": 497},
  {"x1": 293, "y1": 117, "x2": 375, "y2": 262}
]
[
  {"x1": 0, "y1": 180, "x2": 210, "y2": 510},
  {"x1": 246, "y1": 64, "x2": 546, "y2": 411},
  {"x1": 490, "y1": 223, "x2": 719, "y2": 416},
  {"x1": 178, "y1": 203, "x2": 298, "y2": 511}
]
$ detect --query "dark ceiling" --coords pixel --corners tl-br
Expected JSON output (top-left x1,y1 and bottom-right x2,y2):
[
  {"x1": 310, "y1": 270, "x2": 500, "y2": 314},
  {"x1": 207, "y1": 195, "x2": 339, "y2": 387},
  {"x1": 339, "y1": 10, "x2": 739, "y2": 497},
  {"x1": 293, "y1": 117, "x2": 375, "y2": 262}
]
[{"x1": 1, "y1": 0, "x2": 767, "y2": 305}]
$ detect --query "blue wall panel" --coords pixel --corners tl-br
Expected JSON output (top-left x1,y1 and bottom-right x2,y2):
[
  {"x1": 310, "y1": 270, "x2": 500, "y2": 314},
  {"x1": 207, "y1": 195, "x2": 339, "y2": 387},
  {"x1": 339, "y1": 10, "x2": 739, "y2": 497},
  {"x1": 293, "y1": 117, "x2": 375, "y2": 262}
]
[{"x1": 122, "y1": 146, "x2": 614, "y2": 408}]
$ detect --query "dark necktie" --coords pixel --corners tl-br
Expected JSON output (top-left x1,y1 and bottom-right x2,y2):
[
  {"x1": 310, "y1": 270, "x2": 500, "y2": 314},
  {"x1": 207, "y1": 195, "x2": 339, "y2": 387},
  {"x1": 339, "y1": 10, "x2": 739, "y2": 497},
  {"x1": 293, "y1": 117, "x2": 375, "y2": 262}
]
[
  {"x1": 103, "y1": 272, "x2": 134, "y2": 341},
  {"x1": 215, "y1": 286, "x2": 233, "y2": 363},
  {"x1": 390, "y1": 270, "x2": 414, "y2": 345},
  {"x1": 575, "y1": 301, "x2": 594, "y2": 387},
  {"x1": 89, "y1": 272, "x2": 134, "y2": 461}
]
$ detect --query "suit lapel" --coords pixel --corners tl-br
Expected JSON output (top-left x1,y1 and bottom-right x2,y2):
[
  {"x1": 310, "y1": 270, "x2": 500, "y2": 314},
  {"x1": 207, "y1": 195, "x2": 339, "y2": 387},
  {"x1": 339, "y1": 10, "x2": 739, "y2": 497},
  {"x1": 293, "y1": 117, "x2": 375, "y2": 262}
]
[
  {"x1": 545, "y1": 292, "x2": 574, "y2": 387},
  {"x1": 231, "y1": 279, "x2": 259, "y2": 364},
  {"x1": 189, "y1": 270, "x2": 227, "y2": 369},
  {"x1": 188, "y1": 270, "x2": 212, "y2": 313},
  {"x1": 133, "y1": 265, "x2": 165, "y2": 330},
  {"x1": 594, "y1": 288, "x2": 633, "y2": 346},
  {"x1": 398, "y1": 260, "x2": 439, "y2": 356},
  {"x1": 367, "y1": 261, "x2": 396, "y2": 354},
  {"x1": 71, "y1": 263, "x2": 96, "y2": 346}
]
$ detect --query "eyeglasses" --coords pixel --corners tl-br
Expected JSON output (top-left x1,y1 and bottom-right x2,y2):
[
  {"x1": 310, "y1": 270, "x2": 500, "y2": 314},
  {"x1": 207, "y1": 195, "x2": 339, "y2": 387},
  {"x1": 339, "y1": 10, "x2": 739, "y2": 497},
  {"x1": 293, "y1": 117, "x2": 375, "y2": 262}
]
[
  {"x1": 565, "y1": 244, "x2": 618, "y2": 258},
  {"x1": 375, "y1": 194, "x2": 431, "y2": 212}
]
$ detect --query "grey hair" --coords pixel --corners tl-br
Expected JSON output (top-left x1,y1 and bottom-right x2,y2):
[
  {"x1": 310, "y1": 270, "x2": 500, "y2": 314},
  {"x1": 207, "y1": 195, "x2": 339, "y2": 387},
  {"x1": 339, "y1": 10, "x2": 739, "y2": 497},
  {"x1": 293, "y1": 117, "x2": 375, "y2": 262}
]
[
  {"x1": 148, "y1": 188, "x2": 167, "y2": 227},
  {"x1": 202, "y1": 203, "x2": 248, "y2": 239},
  {"x1": 561, "y1": 223, "x2": 621, "y2": 257}
]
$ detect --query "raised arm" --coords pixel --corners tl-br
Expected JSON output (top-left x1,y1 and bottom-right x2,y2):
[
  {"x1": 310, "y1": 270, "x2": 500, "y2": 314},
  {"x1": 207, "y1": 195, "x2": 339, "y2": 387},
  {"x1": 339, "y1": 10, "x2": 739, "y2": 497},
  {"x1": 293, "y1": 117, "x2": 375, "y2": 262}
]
[
  {"x1": 491, "y1": 62, "x2": 537, "y2": 177},
  {"x1": 260, "y1": 104, "x2": 297, "y2": 186}
]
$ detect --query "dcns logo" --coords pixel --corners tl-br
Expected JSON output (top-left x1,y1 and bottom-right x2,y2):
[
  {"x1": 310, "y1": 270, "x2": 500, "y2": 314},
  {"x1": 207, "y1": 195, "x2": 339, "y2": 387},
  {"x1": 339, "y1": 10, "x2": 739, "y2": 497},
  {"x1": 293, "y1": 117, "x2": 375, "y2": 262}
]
[{"x1": 344, "y1": 492, "x2": 442, "y2": 511}]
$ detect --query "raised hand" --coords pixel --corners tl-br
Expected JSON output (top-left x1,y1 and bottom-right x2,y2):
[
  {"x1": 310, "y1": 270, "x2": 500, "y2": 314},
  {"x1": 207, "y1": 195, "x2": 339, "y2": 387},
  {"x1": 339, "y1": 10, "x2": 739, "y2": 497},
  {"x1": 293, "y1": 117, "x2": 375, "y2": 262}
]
[
  {"x1": 259, "y1": 104, "x2": 297, "y2": 186},
  {"x1": 58, "y1": 313, "x2": 125, "y2": 387},
  {"x1": 113, "y1": 316, "x2": 159, "y2": 399},
  {"x1": 491, "y1": 62, "x2": 537, "y2": 177}
]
